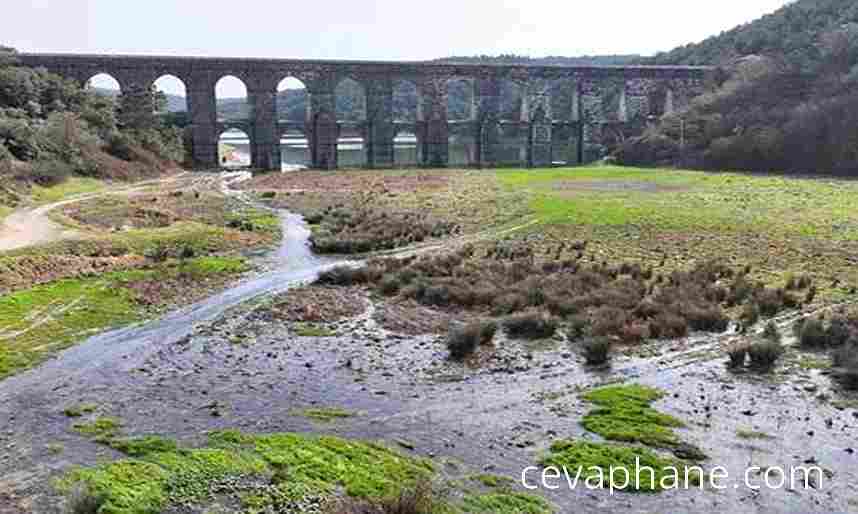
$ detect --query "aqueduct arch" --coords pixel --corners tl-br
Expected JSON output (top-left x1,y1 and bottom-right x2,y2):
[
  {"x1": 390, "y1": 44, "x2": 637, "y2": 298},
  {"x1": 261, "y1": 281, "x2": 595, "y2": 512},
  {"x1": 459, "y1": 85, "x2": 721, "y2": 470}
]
[{"x1": 19, "y1": 53, "x2": 711, "y2": 170}]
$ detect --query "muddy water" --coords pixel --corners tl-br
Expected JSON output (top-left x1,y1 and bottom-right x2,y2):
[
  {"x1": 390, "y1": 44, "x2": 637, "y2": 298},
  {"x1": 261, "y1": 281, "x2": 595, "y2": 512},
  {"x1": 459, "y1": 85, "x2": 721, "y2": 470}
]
[{"x1": 1, "y1": 210, "x2": 857, "y2": 513}]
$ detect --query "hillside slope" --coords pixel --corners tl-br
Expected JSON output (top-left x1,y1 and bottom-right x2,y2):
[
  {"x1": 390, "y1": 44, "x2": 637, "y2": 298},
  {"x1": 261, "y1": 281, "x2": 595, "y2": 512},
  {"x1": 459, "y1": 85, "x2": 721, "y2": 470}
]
[
  {"x1": 616, "y1": 0, "x2": 858, "y2": 175},
  {"x1": 650, "y1": 0, "x2": 858, "y2": 66}
]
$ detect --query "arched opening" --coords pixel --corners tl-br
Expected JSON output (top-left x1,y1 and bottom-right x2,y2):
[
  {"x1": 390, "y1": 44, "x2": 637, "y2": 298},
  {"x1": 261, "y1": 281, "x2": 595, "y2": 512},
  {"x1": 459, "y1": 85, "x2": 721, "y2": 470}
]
[
  {"x1": 392, "y1": 80, "x2": 420, "y2": 167},
  {"x1": 216, "y1": 75, "x2": 249, "y2": 123},
  {"x1": 335, "y1": 78, "x2": 366, "y2": 122},
  {"x1": 499, "y1": 80, "x2": 524, "y2": 121},
  {"x1": 601, "y1": 81, "x2": 625, "y2": 122},
  {"x1": 448, "y1": 126, "x2": 476, "y2": 167},
  {"x1": 153, "y1": 75, "x2": 188, "y2": 129},
  {"x1": 447, "y1": 78, "x2": 475, "y2": 166},
  {"x1": 86, "y1": 73, "x2": 121, "y2": 97},
  {"x1": 648, "y1": 85, "x2": 672, "y2": 118},
  {"x1": 336, "y1": 78, "x2": 367, "y2": 167},
  {"x1": 276, "y1": 77, "x2": 308, "y2": 123},
  {"x1": 549, "y1": 79, "x2": 579, "y2": 166},
  {"x1": 552, "y1": 125, "x2": 579, "y2": 166},
  {"x1": 393, "y1": 80, "x2": 419, "y2": 123},
  {"x1": 446, "y1": 78, "x2": 473, "y2": 122},
  {"x1": 394, "y1": 130, "x2": 419, "y2": 167},
  {"x1": 280, "y1": 128, "x2": 310, "y2": 171},
  {"x1": 496, "y1": 80, "x2": 526, "y2": 165},
  {"x1": 218, "y1": 128, "x2": 251, "y2": 168},
  {"x1": 153, "y1": 75, "x2": 187, "y2": 113}
]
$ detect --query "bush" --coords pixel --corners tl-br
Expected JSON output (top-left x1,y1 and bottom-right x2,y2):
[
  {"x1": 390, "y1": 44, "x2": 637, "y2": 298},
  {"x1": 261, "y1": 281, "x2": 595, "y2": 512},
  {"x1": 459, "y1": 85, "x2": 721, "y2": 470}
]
[
  {"x1": 380, "y1": 274, "x2": 402, "y2": 295},
  {"x1": 748, "y1": 340, "x2": 784, "y2": 370},
  {"x1": 566, "y1": 315, "x2": 591, "y2": 341},
  {"x1": 833, "y1": 345, "x2": 858, "y2": 390},
  {"x1": 65, "y1": 483, "x2": 106, "y2": 514},
  {"x1": 143, "y1": 242, "x2": 169, "y2": 263},
  {"x1": 447, "y1": 321, "x2": 496, "y2": 360},
  {"x1": 316, "y1": 265, "x2": 371, "y2": 286},
  {"x1": 826, "y1": 317, "x2": 852, "y2": 347},
  {"x1": 727, "y1": 344, "x2": 749, "y2": 368},
  {"x1": 591, "y1": 306, "x2": 627, "y2": 337},
  {"x1": 30, "y1": 159, "x2": 70, "y2": 186},
  {"x1": 649, "y1": 312, "x2": 688, "y2": 339},
  {"x1": 582, "y1": 337, "x2": 612, "y2": 365},
  {"x1": 477, "y1": 320, "x2": 498, "y2": 345},
  {"x1": 327, "y1": 481, "x2": 439, "y2": 514},
  {"x1": 762, "y1": 321, "x2": 781, "y2": 343},
  {"x1": 799, "y1": 318, "x2": 829, "y2": 348},
  {"x1": 503, "y1": 312, "x2": 558, "y2": 339},
  {"x1": 684, "y1": 304, "x2": 730, "y2": 332},
  {"x1": 739, "y1": 303, "x2": 760, "y2": 331}
]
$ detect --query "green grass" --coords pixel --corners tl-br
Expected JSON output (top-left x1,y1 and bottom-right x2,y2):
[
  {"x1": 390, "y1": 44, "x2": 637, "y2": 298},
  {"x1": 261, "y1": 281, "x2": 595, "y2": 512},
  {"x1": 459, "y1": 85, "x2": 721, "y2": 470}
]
[
  {"x1": 59, "y1": 428, "x2": 553, "y2": 514},
  {"x1": 461, "y1": 491, "x2": 553, "y2": 513},
  {"x1": 63, "y1": 403, "x2": 98, "y2": 418},
  {"x1": 470, "y1": 473, "x2": 515, "y2": 488},
  {"x1": 497, "y1": 166, "x2": 858, "y2": 238},
  {"x1": 298, "y1": 407, "x2": 357, "y2": 422},
  {"x1": 539, "y1": 440, "x2": 702, "y2": 493},
  {"x1": 107, "y1": 436, "x2": 180, "y2": 457},
  {"x1": 492, "y1": 165, "x2": 858, "y2": 302},
  {"x1": 580, "y1": 384, "x2": 684, "y2": 448},
  {"x1": 293, "y1": 322, "x2": 336, "y2": 337},
  {"x1": 736, "y1": 429, "x2": 775, "y2": 440},
  {"x1": 73, "y1": 416, "x2": 122, "y2": 440},
  {"x1": 31, "y1": 177, "x2": 106, "y2": 204},
  {"x1": 795, "y1": 354, "x2": 832, "y2": 370},
  {"x1": 0, "y1": 256, "x2": 249, "y2": 380}
]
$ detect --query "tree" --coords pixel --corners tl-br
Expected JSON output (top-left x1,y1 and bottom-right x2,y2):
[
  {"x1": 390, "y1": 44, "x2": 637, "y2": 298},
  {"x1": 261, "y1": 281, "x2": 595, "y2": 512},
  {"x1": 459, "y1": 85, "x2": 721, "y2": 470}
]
[
  {"x1": 118, "y1": 84, "x2": 160, "y2": 132},
  {"x1": 0, "y1": 45, "x2": 18, "y2": 68}
]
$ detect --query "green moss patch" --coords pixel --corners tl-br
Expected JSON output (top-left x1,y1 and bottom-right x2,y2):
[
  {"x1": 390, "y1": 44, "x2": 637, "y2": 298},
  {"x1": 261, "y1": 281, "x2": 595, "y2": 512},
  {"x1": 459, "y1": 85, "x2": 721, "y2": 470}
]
[
  {"x1": 470, "y1": 473, "x2": 515, "y2": 488},
  {"x1": 73, "y1": 416, "x2": 122, "y2": 440},
  {"x1": 60, "y1": 428, "x2": 554, "y2": 514},
  {"x1": 736, "y1": 429, "x2": 775, "y2": 440},
  {"x1": 63, "y1": 403, "x2": 98, "y2": 418},
  {"x1": 461, "y1": 491, "x2": 553, "y2": 513},
  {"x1": 580, "y1": 384, "x2": 684, "y2": 448},
  {"x1": 539, "y1": 440, "x2": 702, "y2": 493},
  {"x1": 292, "y1": 322, "x2": 336, "y2": 337},
  {"x1": 297, "y1": 407, "x2": 357, "y2": 423},
  {"x1": 59, "y1": 430, "x2": 433, "y2": 514},
  {"x1": 0, "y1": 256, "x2": 250, "y2": 380}
]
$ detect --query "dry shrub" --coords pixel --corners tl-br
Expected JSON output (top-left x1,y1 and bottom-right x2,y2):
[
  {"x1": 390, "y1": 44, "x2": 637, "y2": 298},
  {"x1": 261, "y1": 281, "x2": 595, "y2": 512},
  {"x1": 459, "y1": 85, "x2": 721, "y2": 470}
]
[
  {"x1": 503, "y1": 311, "x2": 558, "y2": 339},
  {"x1": 748, "y1": 339, "x2": 784, "y2": 370},
  {"x1": 326, "y1": 481, "x2": 439, "y2": 514},
  {"x1": 833, "y1": 344, "x2": 858, "y2": 390},
  {"x1": 727, "y1": 344, "x2": 749, "y2": 368},
  {"x1": 582, "y1": 337, "x2": 612, "y2": 365},
  {"x1": 315, "y1": 254, "x2": 797, "y2": 344},
  {"x1": 446, "y1": 320, "x2": 497, "y2": 360}
]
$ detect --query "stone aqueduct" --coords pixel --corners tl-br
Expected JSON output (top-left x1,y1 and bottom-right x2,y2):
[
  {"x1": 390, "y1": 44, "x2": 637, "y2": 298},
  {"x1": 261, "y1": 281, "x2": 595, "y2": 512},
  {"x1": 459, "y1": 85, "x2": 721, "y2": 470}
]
[{"x1": 19, "y1": 53, "x2": 711, "y2": 170}]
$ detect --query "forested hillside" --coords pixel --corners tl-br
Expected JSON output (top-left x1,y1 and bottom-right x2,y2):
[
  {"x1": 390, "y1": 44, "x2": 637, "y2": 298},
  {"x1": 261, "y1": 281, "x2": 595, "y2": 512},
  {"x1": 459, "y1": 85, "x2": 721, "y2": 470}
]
[
  {"x1": 617, "y1": 0, "x2": 858, "y2": 175},
  {"x1": 650, "y1": 0, "x2": 858, "y2": 67}
]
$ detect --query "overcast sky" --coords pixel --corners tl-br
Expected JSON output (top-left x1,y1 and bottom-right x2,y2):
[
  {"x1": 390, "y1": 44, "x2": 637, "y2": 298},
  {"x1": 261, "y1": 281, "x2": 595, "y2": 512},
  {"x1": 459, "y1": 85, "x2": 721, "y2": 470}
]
[{"x1": 6, "y1": 0, "x2": 791, "y2": 96}]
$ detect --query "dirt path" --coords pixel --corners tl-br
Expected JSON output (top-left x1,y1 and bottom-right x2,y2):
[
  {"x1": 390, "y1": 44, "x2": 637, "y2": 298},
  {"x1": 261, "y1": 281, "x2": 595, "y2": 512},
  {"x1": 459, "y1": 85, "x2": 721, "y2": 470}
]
[{"x1": 0, "y1": 174, "x2": 200, "y2": 252}]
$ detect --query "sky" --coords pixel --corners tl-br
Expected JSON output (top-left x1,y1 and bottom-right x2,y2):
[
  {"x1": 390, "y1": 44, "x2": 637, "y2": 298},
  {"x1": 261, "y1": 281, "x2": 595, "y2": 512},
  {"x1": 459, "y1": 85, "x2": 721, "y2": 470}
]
[{"x1": 5, "y1": 0, "x2": 792, "y2": 96}]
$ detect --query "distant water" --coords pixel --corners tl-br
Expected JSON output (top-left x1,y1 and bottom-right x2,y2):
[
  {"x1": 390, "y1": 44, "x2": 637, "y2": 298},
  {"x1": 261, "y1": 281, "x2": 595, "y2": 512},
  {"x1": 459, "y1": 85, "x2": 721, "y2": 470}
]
[{"x1": 217, "y1": 135, "x2": 567, "y2": 169}]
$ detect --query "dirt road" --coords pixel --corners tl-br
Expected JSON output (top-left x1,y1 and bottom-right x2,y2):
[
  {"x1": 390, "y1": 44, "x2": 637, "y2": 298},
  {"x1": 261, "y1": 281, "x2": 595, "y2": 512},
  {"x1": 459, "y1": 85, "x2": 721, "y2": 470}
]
[{"x1": 0, "y1": 174, "x2": 203, "y2": 252}]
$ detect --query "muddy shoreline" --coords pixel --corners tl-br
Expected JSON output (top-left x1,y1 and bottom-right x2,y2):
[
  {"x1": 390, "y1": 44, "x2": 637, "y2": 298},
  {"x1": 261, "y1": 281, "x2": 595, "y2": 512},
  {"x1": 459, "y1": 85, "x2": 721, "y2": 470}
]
[{"x1": 1, "y1": 206, "x2": 857, "y2": 513}]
